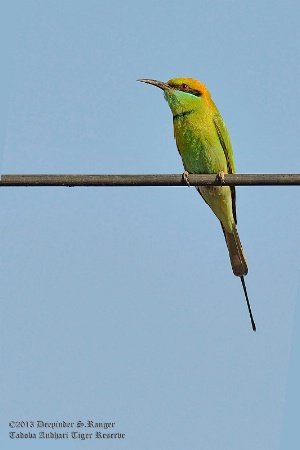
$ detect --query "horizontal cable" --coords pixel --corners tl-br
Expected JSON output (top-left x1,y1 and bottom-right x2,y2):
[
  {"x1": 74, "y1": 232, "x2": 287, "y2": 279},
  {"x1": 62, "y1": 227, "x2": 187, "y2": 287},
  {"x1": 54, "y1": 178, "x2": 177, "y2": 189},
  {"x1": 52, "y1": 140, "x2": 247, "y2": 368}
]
[{"x1": 0, "y1": 173, "x2": 300, "y2": 187}]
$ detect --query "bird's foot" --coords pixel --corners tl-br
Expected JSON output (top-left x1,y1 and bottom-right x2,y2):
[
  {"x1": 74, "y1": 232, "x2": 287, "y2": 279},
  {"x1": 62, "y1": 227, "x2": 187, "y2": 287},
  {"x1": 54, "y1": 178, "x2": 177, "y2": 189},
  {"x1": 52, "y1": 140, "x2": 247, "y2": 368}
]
[
  {"x1": 182, "y1": 171, "x2": 190, "y2": 187},
  {"x1": 217, "y1": 170, "x2": 225, "y2": 184}
]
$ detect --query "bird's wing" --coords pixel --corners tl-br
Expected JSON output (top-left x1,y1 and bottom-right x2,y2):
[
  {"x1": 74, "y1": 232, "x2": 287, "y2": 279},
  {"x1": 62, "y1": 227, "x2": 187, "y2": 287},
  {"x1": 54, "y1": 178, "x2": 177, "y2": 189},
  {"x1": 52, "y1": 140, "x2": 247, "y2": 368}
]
[
  {"x1": 213, "y1": 114, "x2": 237, "y2": 224},
  {"x1": 213, "y1": 114, "x2": 235, "y2": 174}
]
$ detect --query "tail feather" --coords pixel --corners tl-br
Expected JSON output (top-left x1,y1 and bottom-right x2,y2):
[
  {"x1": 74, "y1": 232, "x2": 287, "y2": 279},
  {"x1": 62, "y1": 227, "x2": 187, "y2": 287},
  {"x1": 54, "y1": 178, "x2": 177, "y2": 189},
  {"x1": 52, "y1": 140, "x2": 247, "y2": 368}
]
[
  {"x1": 240, "y1": 276, "x2": 256, "y2": 331},
  {"x1": 221, "y1": 223, "x2": 256, "y2": 331},
  {"x1": 221, "y1": 223, "x2": 248, "y2": 277}
]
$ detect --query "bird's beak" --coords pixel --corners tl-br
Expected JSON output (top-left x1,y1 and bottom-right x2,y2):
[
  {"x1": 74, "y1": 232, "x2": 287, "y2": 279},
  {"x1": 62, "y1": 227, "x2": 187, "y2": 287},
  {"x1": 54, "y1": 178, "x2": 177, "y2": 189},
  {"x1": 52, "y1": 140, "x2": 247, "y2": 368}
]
[{"x1": 137, "y1": 79, "x2": 170, "y2": 91}]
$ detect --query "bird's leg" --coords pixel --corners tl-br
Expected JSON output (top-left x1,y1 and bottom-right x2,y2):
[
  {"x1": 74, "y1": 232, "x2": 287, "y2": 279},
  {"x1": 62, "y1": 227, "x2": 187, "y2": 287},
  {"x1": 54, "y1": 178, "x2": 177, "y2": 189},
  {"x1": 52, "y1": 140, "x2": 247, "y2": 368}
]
[
  {"x1": 182, "y1": 170, "x2": 190, "y2": 187},
  {"x1": 217, "y1": 170, "x2": 225, "y2": 184}
]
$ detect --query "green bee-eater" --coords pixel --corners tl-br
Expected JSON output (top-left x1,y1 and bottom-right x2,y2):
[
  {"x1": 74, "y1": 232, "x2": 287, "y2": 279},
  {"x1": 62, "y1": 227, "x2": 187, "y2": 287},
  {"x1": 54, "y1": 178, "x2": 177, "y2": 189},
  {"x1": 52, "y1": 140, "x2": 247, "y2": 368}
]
[{"x1": 138, "y1": 77, "x2": 256, "y2": 331}]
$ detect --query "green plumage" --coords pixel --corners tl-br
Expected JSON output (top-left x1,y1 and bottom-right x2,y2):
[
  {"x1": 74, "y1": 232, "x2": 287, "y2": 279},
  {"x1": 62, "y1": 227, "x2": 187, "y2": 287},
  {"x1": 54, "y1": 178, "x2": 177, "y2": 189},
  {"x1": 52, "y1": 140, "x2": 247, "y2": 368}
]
[{"x1": 139, "y1": 77, "x2": 256, "y2": 331}]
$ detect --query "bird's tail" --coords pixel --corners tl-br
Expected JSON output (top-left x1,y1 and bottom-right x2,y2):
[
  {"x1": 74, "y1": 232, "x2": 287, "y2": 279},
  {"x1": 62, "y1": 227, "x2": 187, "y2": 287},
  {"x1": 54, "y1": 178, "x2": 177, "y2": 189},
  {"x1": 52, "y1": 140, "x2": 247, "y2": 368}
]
[
  {"x1": 221, "y1": 223, "x2": 248, "y2": 277},
  {"x1": 221, "y1": 223, "x2": 256, "y2": 331}
]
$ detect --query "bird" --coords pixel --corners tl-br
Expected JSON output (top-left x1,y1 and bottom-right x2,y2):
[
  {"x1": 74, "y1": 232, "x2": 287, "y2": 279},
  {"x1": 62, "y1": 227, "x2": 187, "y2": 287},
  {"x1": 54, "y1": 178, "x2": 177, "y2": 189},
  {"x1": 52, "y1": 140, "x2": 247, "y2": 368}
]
[{"x1": 138, "y1": 77, "x2": 256, "y2": 331}]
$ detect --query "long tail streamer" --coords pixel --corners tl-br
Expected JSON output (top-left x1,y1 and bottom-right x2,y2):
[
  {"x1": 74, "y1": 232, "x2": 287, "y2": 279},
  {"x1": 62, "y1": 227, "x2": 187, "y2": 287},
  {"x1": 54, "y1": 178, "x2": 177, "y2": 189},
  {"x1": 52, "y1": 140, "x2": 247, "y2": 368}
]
[{"x1": 241, "y1": 276, "x2": 256, "y2": 332}]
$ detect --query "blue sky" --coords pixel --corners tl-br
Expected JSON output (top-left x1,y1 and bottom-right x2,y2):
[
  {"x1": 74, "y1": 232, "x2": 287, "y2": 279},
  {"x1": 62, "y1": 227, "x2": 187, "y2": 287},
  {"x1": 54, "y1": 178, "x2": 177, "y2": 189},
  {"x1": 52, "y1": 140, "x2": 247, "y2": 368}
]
[{"x1": 1, "y1": 1, "x2": 299, "y2": 449}]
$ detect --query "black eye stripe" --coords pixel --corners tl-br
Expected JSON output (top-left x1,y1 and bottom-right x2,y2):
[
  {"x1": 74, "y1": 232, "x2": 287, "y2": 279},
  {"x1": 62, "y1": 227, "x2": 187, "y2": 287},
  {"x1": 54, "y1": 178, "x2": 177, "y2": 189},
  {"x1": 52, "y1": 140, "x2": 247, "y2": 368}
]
[
  {"x1": 168, "y1": 82, "x2": 202, "y2": 97},
  {"x1": 185, "y1": 88, "x2": 202, "y2": 97}
]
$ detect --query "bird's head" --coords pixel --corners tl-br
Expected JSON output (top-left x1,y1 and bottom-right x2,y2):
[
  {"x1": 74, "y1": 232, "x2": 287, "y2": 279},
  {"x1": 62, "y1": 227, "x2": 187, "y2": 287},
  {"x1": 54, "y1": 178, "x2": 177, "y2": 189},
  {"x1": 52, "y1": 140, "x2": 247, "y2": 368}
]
[{"x1": 138, "y1": 77, "x2": 212, "y2": 116}]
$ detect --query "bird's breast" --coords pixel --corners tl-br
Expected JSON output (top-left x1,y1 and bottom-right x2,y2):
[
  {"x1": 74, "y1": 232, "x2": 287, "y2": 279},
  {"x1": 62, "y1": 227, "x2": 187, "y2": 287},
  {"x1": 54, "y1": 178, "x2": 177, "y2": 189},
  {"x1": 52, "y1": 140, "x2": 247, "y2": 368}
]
[{"x1": 173, "y1": 116, "x2": 227, "y2": 175}]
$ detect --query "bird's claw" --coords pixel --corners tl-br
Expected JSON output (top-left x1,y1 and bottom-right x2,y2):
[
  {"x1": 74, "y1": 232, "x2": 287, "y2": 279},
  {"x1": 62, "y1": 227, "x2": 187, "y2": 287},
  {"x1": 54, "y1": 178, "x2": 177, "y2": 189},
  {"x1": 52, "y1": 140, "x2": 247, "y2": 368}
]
[
  {"x1": 217, "y1": 170, "x2": 225, "y2": 184},
  {"x1": 182, "y1": 171, "x2": 190, "y2": 187}
]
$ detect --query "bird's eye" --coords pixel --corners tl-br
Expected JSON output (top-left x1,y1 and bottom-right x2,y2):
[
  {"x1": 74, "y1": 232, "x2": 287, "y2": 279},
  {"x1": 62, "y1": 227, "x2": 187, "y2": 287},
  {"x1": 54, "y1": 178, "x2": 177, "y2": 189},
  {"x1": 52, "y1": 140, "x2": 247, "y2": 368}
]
[{"x1": 180, "y1": 83, "x2": 189, "y2": 91}]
